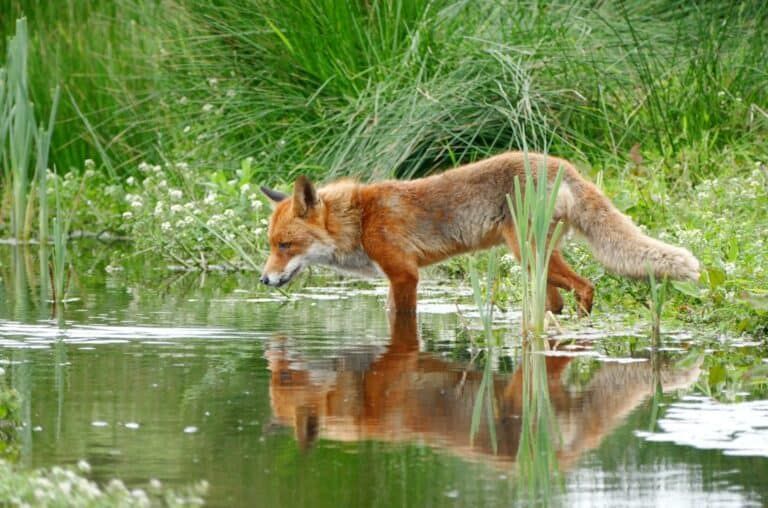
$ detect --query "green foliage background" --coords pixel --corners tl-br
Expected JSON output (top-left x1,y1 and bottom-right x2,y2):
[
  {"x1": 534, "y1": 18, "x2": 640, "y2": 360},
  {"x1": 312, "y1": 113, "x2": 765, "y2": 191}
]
[{"x1": 0, "y1": 0, "x2": 766, "y2": 332}]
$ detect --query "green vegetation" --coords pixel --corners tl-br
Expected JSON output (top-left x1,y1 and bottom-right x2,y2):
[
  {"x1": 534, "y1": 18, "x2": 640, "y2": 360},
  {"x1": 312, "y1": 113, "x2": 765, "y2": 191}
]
[
  {"x1": 0, "y1": 461, "x2": 208, "y2": 507},
  {"x1": 0, "y1": 385, "x2": 21, "y2": 462},
  {"x1": 0, "y1": 1, "x2": 766, "y2": 330},
  {"x1": 508, "y1": 151, "x2": 565, "y2": 335}
]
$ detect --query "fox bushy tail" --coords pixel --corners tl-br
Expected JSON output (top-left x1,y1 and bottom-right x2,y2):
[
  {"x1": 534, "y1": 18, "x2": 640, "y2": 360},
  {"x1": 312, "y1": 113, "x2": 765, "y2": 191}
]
[{"x1": 560, "y1": 170, "x2": 700, "y2": 281}]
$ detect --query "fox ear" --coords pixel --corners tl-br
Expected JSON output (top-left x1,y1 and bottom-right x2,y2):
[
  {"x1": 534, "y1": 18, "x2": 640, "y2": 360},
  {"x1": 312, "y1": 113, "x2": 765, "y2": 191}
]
[
  {"x1": 260, "y1": 185, "x2": 288, "y2": 207},
  {"x1": 292, "y1": 176, "x2": 319, "y2": 217}
]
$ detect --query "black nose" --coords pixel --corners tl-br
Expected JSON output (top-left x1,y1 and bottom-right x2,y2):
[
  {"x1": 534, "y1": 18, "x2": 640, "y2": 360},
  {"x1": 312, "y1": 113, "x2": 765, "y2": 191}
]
[{"x1": 260, "y1": 275, "x2": 269, "y2": 285}]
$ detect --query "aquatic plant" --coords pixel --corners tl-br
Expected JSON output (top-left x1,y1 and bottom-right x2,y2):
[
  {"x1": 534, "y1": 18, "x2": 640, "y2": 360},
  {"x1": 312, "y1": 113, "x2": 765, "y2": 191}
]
[
  {"x1": 2, "y1": 18, "x2": 35, "y2": 240},
  {"x1": 0, "y1": 387, "x2": 21, "y2": 462},
  {"x1": 508, "y1": 148, "x2": 565, "y2": 336},
  {"x1": 468, "y1": 251, "x2": 500, "y2": 451},
  {"x1": 516, "y1": 337, "x2": 562, "y2": 502},
  {"x1": 647, "y1": 262, "x2": 670, "y2": 346}
]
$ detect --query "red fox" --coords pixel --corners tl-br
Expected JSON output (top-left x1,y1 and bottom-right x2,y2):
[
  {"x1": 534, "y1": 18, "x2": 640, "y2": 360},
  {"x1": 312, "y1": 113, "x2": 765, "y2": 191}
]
[{"x1": 260, "y1": 151, "x2": 700, "y2": 314}]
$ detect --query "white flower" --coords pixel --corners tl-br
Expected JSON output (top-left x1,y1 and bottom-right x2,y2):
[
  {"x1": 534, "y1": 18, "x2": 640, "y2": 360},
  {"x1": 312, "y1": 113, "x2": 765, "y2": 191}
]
[
  {"x1": 161, "y1": 222, "x2": 172, "y2": 232},
  {"x1": 207, "y1": 77, "x2": 219, "y2": 87},
  {"x1": 224, "y1": 209, "x2": 236, "y2": 218},
  {"x1": 77, "y1": 459, "x2": 92, "y2": 473},
  {"x1": 84, "y1": 159, "x2": 95, "y2": 170},
  {"x1": 169, "y1": 188, "x2": 183, "y2": 200},
  {"x1": 107, "y1": 478, "x2": 127, "y2": 493},
  {"x1": 170, "y1": 204, "x2": 184, "y2": 213},
  {"x1": 59, "y1": 481, "x2": 72, "y2": 495},
  {"x1": 204, "y1": 193, "x2": 217, "y2": 205},
  {"x1": 240, "y1": 183, "x2": 251, "y2": 193},
  {"x1": 130, "y1": 199, "x2": 143, "y2": 210},
  {"x1": 126, "y1": 176, "x2": 136, "y2": 186},
  {"x1": 202, "y1": 103, "x2": 214, "y2": 113},
  {"x1": 122, "y1": 211, "x2": 133, "y2": 220},
  {"x1": 178, "y1": 96, "x2": 188, "y2": 105},
  {"x1": 183, "y1": 125, "x2": 191, "y2": 134},
  {"x1": 226, "y1": 89, "x2": 236, "y2": 98}
]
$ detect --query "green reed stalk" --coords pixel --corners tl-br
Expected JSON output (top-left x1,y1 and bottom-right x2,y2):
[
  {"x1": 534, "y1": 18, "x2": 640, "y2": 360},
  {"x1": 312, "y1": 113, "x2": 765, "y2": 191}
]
[
  {"x1": 37, "y1": 85, "x2": 60, "y2": 246},
  {"x1": 508, "y1": 149, "x2": 564, "y2": 336},
  {"x1": 5, "y1": 18, "x2": 36, "y2": 240},
  {"x1": 646, "y1": 262, "x2": 669, "y2": 347},
  {"x1": 0, "y1": 67, "x2": 8, "y2": 201}
]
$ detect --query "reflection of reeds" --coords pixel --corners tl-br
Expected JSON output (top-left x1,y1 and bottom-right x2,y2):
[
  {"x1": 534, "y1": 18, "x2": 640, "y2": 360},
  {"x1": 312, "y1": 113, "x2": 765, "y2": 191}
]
[
  {"x1": 51, "y1": 174, "x2": 68, "y2": 312},
  {"x1": 468, "y1": 251, "x2": 499, "y2": 452},
  {"x1": 517, "y1": 337, "x2": 562, "y2": 502},
  {"x1": 508, "y1": 149, "x2": 564, "y2": 336}
]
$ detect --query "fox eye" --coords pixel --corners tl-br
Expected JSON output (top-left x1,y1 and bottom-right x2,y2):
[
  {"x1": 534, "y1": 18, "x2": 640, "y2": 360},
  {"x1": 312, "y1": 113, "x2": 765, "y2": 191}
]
[{"x1": 278, "y1": 242, "x2": 291, "y2": 252}]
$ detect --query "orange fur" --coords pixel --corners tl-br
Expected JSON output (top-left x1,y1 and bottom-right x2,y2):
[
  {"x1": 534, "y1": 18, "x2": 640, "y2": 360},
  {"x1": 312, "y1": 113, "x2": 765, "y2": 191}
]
[
  {"x1": 267, "y1": 314, "x2": 701, "y2": 462},
  {"x1": 260, "y1": 151, "x2": 700, "y2": 314}
]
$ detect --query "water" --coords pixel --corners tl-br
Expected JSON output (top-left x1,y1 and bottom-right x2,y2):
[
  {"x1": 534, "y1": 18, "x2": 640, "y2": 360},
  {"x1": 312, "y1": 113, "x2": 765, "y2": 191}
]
[{"x1": 0, "y1": 245, "x2": 766, "y2": 507}]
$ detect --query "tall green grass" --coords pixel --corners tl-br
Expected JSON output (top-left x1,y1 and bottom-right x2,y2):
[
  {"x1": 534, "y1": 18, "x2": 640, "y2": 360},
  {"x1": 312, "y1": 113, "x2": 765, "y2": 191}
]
[
  {"x1": 4, "y1": 1, "x2": 765, "y2": 184},
  {"x1": 0, "y1": 0, "x2": 167, "y2": 173},
  {"x1": 157, "y1": 0, "x2": 768, "y2": 182}
]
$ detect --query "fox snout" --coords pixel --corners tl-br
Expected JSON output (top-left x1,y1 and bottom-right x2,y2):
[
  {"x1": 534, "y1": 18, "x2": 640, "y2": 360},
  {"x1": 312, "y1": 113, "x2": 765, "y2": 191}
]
[
  {"x1": 260, "y1": 268, "x2": 297, "y2": 287},
  {"x1": 260, "y1": 257, "x2": 304, "y2": 288}
]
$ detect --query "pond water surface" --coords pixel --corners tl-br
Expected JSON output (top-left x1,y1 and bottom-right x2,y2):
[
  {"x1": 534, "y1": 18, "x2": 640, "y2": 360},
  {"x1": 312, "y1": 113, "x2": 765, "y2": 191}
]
[{"x1": 0, "y1": 245, "x2": 766, "y2": 507}]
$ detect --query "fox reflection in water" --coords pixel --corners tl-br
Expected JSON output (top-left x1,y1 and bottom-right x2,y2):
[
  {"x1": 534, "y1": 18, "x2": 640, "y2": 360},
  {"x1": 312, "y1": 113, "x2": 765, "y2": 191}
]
[{"x1": 267, "y1": 315, "x2": 700, "y2": 465}]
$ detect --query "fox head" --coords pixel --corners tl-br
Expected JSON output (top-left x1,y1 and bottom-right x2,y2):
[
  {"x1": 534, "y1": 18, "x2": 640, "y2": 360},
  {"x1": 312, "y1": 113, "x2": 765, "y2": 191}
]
[{"x1": 259, "y1": 176, "x2": 334, "y2": 287}]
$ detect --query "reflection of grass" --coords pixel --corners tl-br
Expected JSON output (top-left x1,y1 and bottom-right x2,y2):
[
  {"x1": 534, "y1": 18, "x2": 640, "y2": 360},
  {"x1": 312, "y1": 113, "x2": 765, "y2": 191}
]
[
  {"x1": 517, "y1": 338, "x2": 562, "y2": 502},
  {"x1": 468, "y1": 251, "x2": 499, "y2": 452}
]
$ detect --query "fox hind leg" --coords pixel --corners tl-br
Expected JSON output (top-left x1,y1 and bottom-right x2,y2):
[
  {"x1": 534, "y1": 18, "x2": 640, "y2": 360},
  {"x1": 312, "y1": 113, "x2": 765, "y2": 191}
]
[
  {"x1": 501, "y1": 227, "x2": 568, "y2": 315},
  {"x1": 546, "y1": 249, "x2": 594, "y2": 316}
]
